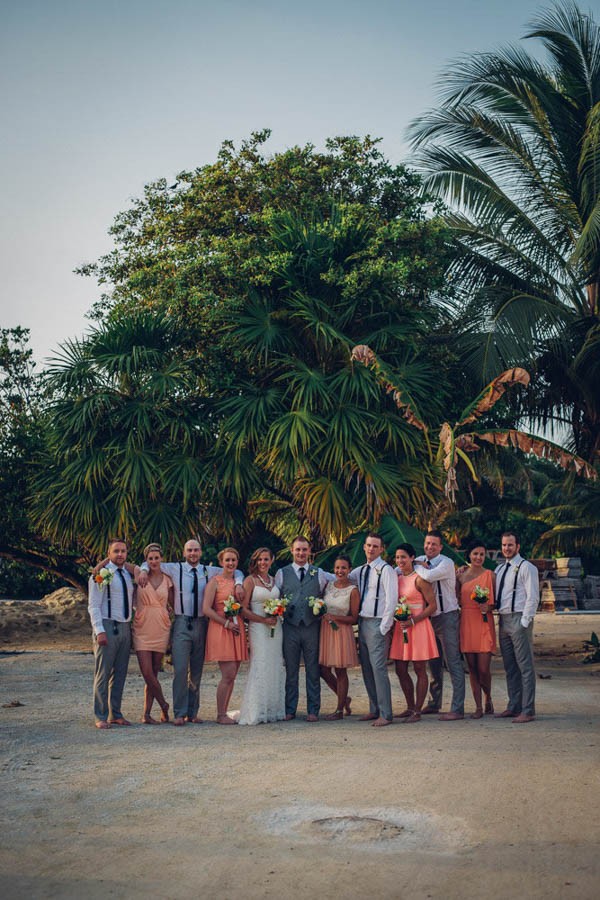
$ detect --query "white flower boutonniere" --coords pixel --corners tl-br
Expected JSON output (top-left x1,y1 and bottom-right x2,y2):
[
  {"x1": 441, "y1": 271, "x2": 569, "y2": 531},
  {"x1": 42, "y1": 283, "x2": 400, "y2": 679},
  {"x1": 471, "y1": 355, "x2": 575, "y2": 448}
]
[
  {"x1": 309, "y1": 567, "x2": 318, "y2": 577},
  {"x1": 374, "y1": 566, "x2": 383, "y2": 575}
]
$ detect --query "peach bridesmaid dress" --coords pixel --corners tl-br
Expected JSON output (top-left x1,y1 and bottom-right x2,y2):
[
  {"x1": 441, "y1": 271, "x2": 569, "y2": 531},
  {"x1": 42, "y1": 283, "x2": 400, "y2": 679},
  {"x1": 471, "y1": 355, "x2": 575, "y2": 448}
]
[
  {"x1": 459, "y1": 569, "x2": 497, "y2": 653},
  {"x1": 205, "y1": 575, "x2": 249, "y2": 662},
  {"x1": 132, "y1": 575, "x2": 172, "y2": 653},
  {"x1": 389, "y1": 571, "x2": 439, "y2": 662}
]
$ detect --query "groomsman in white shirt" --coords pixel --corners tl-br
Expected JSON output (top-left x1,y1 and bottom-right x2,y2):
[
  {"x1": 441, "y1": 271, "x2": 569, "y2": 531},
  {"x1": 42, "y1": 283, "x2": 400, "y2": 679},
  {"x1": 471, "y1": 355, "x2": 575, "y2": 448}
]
[
  {"x1": 88, "y1": 538, "x2": 136, "y2": 729},
  {"x1": 414, "y1": 530, "x2": 465, "y2": 720},
  {"x1": 351, "y1": 533, "x2": 398, "y2": 727},
  {"x1": 494, "y1": 531, "x2": 539, "y2": 723},
  {"x1": 138, "y1": 539, "x2": 244, "y2": 726}
]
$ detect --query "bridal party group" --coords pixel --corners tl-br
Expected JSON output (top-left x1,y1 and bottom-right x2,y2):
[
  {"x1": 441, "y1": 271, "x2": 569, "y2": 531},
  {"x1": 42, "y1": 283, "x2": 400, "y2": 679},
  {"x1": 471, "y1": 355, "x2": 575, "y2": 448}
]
[{"x1": 87, "y1": 529, "x2": 540, "y2": 730}]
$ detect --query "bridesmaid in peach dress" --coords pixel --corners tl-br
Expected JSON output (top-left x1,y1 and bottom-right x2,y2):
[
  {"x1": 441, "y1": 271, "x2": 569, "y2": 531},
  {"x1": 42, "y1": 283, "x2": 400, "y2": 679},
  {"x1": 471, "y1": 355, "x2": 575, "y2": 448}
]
[
  {"x1": 389, "y1": 543, "x2": 438, "y2": 723},
  {"x1": 457, "y1": 541, "x2": 497, "y2": 718},
  {"x1": 132, "y1": 543, "x2": 174, "y2": 724},
  {"x1": 319, "y1": 555, "x2": 360, "y2": 719},
  {"x1": 203, "y1": 547, "x2": 248, "y2": 724}
]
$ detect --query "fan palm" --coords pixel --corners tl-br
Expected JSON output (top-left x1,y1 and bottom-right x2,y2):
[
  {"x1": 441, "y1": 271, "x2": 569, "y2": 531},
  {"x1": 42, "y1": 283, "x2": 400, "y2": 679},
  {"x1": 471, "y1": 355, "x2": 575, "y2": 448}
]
[
  {"x1": 408, "y1": 1, "x2": 600, "y2": 461},
  {"x1": 32, "y1": 312, "x2": 218, "y2": 556}
]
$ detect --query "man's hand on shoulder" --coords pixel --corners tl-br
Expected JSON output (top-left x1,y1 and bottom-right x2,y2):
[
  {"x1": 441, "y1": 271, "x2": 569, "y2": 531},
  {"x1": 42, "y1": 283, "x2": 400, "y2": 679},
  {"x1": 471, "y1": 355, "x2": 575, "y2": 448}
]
[{"x1": 137, "y1": 570, "x2": 149, "y2": 587}]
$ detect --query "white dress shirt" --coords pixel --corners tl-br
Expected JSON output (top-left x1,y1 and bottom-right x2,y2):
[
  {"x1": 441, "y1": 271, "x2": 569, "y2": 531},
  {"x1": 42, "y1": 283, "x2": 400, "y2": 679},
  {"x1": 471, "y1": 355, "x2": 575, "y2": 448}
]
[
  {"x1": 495, "y1": 554, "x2": 539, "y2": 625},
  {"x1": 141, "y1": 561, "x2": 244, "y2": 616},
  {"x1": 350, "y1": 556, "x2": 398, "y2": 636},
  {"x1": 88, "y1": 562, "x2": 134, "y2": 635},
  {"x1": 274, "y1": 563, "x2": 334, "y2": 593},
  {"x1": 414, "y1": 554, "x2": 458, "y2": 617}
]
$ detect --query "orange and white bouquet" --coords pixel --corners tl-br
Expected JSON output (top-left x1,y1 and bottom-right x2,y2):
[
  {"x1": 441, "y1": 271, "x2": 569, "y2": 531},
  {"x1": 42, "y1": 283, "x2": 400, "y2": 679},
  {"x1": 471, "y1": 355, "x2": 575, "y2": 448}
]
[
  {"x1": 308, "y1": 596, "x2": 338, "y2": 630},
  {"x1": 394, "y1": 597, "x2": 411, "y2": 643},
  {"x1": 263, "y1": 596, "x2": 289, "y2": 637},
  {"x1": 224, "y1": 595, "x2": 242, "y2": 626},
  {"x1": 471, "y1": 585, "x2": 490, "y2": 622}
]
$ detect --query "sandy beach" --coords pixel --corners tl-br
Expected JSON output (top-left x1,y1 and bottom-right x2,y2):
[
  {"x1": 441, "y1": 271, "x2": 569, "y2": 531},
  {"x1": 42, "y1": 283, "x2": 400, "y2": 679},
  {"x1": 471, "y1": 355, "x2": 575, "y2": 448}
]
[{"x1": 1, "y1": 597, "x2": 599, "y2": 899}]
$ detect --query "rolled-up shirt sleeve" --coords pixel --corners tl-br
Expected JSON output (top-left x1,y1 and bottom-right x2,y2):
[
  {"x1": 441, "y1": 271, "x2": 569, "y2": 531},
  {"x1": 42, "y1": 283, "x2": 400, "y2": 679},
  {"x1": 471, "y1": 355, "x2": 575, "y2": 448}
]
[
  {"x1": 88, "y1": 576, "x2": 105, "y2": 635},
  {"x1": 522, "y1": 562, "x2": 540, "y2": 622},
  {"x1": 319, "y1": 569, "x2": 336, "y2": 592},
  {"x1": 380, "y1": 566, "x2": 399, "y2": 635},
  {"x1": 415, "y1": 557, "x2": 455, "y2": 584}
]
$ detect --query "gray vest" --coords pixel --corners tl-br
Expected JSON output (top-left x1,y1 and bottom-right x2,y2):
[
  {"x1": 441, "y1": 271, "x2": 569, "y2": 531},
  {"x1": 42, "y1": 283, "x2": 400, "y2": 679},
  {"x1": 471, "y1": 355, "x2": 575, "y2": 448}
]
[{"x1": 281, "y1": 565, "x2": 321, "y2": 627}]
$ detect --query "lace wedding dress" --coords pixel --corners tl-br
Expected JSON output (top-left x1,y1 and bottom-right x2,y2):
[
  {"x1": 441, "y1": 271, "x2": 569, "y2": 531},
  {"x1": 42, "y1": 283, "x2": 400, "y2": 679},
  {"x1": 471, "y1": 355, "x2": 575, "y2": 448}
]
[{"x1": 238, "y1": 584, "x2": 286, "y2": 725}]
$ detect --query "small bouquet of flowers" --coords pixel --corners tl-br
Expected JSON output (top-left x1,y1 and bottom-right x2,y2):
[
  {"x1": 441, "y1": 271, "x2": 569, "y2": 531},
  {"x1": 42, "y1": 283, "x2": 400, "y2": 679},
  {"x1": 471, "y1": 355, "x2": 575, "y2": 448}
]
[
  {"x1": 471, "y1": 585, "x2": 490, "y2": 622},
  {"x1": 93, "y1": 567, "x2": 114, "y2": 590},
  {"x1": 394, "y1": 597, "x2": 411, "y2": 643},
  {"x1": 308, "y1": 596, "x2": 338, "y2": 630},
  {"x1": 223, "y1": 595, "x2": 243, "y2": 627},
  {"x1": 263, "y1": 596, "x2": 289, "y2": 637}
]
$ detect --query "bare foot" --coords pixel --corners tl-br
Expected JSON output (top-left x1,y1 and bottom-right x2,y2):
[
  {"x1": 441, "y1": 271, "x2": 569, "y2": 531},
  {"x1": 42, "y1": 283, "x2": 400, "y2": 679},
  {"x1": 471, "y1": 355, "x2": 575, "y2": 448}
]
[
  {"x1": 394, "y1": 709, "x2": 412, "y2": 718},
  {"x1": 284, "y1": 714, "x2": 296, "y2": 721},
  {"x1": 306, "y1": 714, "x2": 319, "y2": 722},
  {"x1": 172, "y1": 717, "x2": 186, "y2": 726},
  {"x1": 141, "y1": 714, "x2": 160, "y2": 725},
  {"x1": 405, "y1": 712, "x2": 421, "y2": 724},
  {"x1": 438, "y1": 712, "x2": 464, "y2": 721},
  {"x1": 470, "y1": 708, "x2": 483, "y2": 720},
  {"x1": 109, "y1": 717, "x2": 131, "y2": 726},
  {"x1": 421, "y1": 706, "x2": 440, "y2": 715},
  {"x1": 186, "y1": 716, "x2": 203, "y2": 724},
  {"x1": 160, "y1": 706, "x2": 170, "y2": 723},
  {"x1": 371, "y1": 717, "x2": 392, "y2": 727},
  {"x1": 95, "y1": 721, "x2": 111, "y2": 730},
  {"x1": 484, "y1": 698, "x2": 494, "y2": 715},
  {"x1": 494, "y1": 709, "x2": 516, "y2": 719},
  {"x1": 359, "y1": 713, "x2": 377, "y2": 721},
  {"x1": 217, "y1": 715, "x2": 237, "y2": 725},
  {"x1": 512, "y1": 713, "x2": 535, "y2": 724},
  {"x1": 344, "y1": 696, "x2": 352, "y2": 715},
  {"x1": 325, "y1": 710, "x2": 343, "y2": 720}
]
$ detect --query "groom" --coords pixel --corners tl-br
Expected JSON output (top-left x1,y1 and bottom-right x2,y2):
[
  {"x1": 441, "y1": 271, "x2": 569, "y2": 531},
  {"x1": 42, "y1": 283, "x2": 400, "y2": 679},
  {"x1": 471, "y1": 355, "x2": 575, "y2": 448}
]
[{"x1": 275, "y1": 536, "x2": 332, "y2": 721}]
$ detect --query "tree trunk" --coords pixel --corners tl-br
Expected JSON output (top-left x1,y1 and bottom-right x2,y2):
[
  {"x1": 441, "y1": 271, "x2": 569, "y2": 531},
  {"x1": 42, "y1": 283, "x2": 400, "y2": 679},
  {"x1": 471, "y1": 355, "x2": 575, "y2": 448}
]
[{"x1": 0, "y1": 547, "x2": 88, "y2": 592}]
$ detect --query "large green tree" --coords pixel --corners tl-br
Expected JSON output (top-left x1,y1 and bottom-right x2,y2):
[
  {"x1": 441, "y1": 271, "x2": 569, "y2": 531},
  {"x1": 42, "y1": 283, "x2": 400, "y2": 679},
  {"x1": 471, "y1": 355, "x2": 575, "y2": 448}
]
[{"x1": 408, "y1": 1, "x2": 600, "y2": 462}]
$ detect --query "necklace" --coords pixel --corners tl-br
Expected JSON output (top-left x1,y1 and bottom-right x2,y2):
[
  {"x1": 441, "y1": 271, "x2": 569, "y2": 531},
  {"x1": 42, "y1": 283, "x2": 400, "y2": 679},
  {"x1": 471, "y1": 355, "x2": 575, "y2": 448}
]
[{"x1": 256, "y1": 573, "x2": 274, "y2": 589}]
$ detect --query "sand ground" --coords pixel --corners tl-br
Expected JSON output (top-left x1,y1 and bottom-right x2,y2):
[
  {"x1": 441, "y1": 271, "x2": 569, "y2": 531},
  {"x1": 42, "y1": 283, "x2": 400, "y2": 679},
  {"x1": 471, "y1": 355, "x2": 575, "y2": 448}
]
[{"x1": 1, "y1": 611, "x2": 599, "y2": 900}]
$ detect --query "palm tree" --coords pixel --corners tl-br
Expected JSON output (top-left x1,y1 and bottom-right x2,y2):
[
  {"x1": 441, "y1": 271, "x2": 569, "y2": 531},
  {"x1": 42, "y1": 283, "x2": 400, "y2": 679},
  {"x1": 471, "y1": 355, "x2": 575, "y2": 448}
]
[
  {"x1": 33, "y1": 312, "x2": 216, "y2": 556},
  {"x1": 214, "y1": 207, "x2": 447, "y2": 545},
  {"x1": 408, "y1": 2, "x2": 600, "y2": 462}
]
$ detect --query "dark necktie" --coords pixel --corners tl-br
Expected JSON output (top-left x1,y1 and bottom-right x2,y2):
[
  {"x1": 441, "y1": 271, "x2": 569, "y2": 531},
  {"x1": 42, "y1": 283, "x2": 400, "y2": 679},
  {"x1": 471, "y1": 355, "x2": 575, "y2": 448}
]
[
  {"x1": 299, "y1": 567, "x2": 305, "y2": 582},
  {"x1": 495, "y1": 563, "x2": 510, "y2": 609},
  {"x1": 117, "y1": 569, "x2": 129, "y2": 620},
  {"x1": 191, "y1": 567, "x2": 199, "y2": 617},
  {"x1": 360, "y1": 565, "x2": 371, "y2": 607}
]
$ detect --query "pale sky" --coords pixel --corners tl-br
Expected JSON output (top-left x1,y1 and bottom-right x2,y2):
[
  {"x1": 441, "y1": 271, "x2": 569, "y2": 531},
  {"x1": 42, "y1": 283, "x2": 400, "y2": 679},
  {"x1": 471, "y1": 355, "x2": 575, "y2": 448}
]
[{"x1": 1, "y1": 0, "x2": 550, "y2": 363}]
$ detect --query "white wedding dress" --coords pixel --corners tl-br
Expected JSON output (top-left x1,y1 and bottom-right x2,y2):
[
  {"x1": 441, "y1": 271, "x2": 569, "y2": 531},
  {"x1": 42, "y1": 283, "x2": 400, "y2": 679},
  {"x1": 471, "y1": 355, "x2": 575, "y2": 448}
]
[{"x1": 238, "y1": 584, "x2": 286, "y2": 725}]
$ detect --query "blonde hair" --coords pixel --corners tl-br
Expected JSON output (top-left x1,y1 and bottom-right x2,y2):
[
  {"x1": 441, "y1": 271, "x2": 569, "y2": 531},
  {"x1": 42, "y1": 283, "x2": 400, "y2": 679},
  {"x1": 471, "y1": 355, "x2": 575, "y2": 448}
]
[
  {"x1": 217, "y1": 546, "x2": 239, "y2": 565},
  {"x1": 143, "y1": 543, "x2": 162, "y2": 558},
  {"x1": 249, "y1": 547, "x2": 274, "y2": 575}
]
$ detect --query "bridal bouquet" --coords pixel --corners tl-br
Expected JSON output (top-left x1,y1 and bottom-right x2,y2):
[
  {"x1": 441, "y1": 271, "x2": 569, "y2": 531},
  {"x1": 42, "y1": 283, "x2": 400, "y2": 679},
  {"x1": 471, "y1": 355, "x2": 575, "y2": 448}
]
[
  {"x1": 93, "y1": 567, "x2": 114, "y2": 590},
  {"x1": 308, "y1": 596, "x2": 338, "y2": 629},
  {"x1": 263, "y1": 596, "x2": 289, "y2": 637},
  {"x1": 394, "y1": 597, "x2": 411, "y2": 643},
  {"x1": 471, "y1": 585, "x2": 490, "y2": 622},
  {"x1": 224, "y1": 595, "x2": 242, "y2": 626}
]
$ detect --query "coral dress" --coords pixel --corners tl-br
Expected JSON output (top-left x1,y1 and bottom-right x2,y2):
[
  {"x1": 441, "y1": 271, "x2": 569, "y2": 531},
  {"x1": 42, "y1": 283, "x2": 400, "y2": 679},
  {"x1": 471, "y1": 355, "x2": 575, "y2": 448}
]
[
  {"x1": 132, "y1": 575, "x2": 172, "y2": 653},
  {"x1": 459, "y1": 569, "x2": 497, "y2": 653},
  {"x1": 319, "y1": 582, "x2": 359, "y2": 669},
  {"x1": 389, "y1": 571, "x2": 439, "y2": 662},
  {"x1": 205, "y1": 575, "x2": 249, "y2": 663}
]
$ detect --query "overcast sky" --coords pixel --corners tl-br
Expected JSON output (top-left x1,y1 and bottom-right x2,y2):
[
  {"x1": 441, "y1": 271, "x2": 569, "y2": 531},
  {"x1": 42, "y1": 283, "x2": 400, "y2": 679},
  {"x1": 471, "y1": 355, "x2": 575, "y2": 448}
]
[{"x1": 1, "y1": 0, "x2": 552, "y2": 363}]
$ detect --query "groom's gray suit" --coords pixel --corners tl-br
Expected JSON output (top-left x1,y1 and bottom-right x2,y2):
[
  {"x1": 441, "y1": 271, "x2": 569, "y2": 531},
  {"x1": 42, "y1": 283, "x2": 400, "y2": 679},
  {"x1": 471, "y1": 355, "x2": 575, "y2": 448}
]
[{"x1": 278, "y1": 564, "x2": 324, "y2": 717}]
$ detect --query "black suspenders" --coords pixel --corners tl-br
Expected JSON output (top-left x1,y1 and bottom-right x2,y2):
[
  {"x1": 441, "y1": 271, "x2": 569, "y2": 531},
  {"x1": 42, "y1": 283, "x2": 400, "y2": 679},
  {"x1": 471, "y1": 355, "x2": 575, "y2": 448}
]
[{"x1": 178, "y1": 563, "x2": 207, "y2": 615}]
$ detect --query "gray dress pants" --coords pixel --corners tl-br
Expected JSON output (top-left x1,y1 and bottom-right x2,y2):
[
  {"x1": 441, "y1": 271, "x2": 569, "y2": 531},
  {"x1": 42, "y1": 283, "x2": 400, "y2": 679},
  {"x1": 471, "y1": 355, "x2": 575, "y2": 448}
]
[
  {"x1": 171, "y1": 615, "x2": 208, "y2": 719},
  {"x1": 358, "y1": 617, "x2": 392, "y2": 721},
  {"x1": 93, "y1": 620, "x2": 131, "y2": 722},
  {"x1": 427, "y1": 610, "x2": 465, "y2": 714},
  {"x1": 283, "y1": 620, "x2": 321, "y2": 716},
  {"x1": 499, "y1": 613, "x2": 535, "y2": 715}
]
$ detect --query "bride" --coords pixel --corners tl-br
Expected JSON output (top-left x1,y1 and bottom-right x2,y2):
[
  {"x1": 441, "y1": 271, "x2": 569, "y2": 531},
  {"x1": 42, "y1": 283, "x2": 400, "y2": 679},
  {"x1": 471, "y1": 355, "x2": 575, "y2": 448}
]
[{"x1": 238, "y1": 547, "x2": 286, "y2": 725}]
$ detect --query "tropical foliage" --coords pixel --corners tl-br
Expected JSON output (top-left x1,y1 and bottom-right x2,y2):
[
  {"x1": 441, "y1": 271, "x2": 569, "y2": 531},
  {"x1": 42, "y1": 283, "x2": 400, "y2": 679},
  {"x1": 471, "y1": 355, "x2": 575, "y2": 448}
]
[{"x1": 408, "y1": 1, "x2": 600, "y2": 462}]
